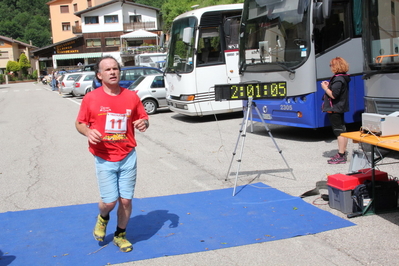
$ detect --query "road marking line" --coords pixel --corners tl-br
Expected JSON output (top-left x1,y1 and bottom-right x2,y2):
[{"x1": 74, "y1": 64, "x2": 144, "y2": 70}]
[{"x1": 67, "y1": 98, "x2": 81, "y2": 105}]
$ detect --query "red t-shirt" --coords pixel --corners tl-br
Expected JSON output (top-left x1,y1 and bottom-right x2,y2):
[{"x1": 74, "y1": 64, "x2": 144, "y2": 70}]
[{"x1": 77, "y1": 87, "x2": 148, "y2": 162}]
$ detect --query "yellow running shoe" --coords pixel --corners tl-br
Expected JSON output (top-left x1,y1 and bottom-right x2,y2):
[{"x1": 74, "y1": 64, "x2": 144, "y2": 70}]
[
  {"x1": 113, "y1": 232, "x2": 133, "y2": 252},
  {"x1": 93, "y1": 215, "x2": 109, "y2": 242}
]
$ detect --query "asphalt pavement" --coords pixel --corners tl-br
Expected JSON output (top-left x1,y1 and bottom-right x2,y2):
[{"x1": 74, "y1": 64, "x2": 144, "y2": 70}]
[{"x1": 1, "y1": 82, "x2": 399, "y2": 265}]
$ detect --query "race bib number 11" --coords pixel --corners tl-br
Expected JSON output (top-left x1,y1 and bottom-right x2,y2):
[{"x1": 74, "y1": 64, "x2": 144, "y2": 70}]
[{"x1": 105, "y1": 113, "x2": 127, "y2": 133}]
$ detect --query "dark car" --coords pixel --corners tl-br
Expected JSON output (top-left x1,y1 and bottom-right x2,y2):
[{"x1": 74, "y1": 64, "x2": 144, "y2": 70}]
[{"x1": 91, "y1": 66, "x2": 162, "y2": 90}]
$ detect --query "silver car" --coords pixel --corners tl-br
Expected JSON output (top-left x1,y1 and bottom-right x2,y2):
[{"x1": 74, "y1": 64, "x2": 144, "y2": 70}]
[
  {"x1": 128, "y1": 74, "x2": 167, "y2": 114},
  {"x1": 71, "y1": 71, "x2": 95, "y2": 97},
  {"x1": 59, "y1": 73, "x2": 82, "y2": 94}
]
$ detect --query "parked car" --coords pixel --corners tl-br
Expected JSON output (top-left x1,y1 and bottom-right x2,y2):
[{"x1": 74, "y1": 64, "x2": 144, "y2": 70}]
[
  {"x1": 91, "y1": 66, "x2": 163, "y2": 90},
  {"x1": 59, "y1": 73, "x2": 82, "y2": 94},
  {"x1": 120, "y1": 66, "x2": 162, "y2": 88},
  {"x1": 128, "y1": 74, "x2": 168, "y2": 114},
  {"x1": 81, "y1": 64, "x2": 95, "y2": 72},
  {"x1": 71, "y1": 71, "x2": 95, "y2": 97}
]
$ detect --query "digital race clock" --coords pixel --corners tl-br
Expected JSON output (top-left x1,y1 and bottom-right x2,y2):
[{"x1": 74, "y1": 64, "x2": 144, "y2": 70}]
[{"x1": 215, "y1": 82, "x2": 287, "y2": 101}]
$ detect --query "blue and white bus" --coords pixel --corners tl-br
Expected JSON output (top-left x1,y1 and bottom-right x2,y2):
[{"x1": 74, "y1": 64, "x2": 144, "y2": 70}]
[
  {"x1": 362, "y1": 0, "x2": 399, "y2": 114},
  {"x1": 232, "y1": 0, "x2": 364, "y2": 128}
]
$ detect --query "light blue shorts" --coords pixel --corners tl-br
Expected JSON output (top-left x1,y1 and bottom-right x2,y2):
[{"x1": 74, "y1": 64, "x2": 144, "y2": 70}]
[{"x1": 94, "y1": 149, "x2": 137, "y2": 203}]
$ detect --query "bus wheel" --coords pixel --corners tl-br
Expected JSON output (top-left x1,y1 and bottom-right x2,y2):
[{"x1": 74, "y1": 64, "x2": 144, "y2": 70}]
[{"x1": 143, "y1": 99, "x2": 157, "y2": 115}]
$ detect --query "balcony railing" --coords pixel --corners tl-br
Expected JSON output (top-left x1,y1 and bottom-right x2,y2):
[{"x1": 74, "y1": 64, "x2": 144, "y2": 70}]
[
  {"x1": 123, "y1": 21, "x2": 156, "y2": 32},
  {"x1": 72, "y1": 25, "x2": 82, "y2": 34},
  {"x1": 120, "y1": 46, "x2": 161, "y2": 56}
]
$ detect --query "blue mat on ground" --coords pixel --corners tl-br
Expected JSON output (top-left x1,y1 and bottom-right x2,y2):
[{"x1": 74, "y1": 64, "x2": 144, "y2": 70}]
[{"x1": 0, "y1": 182, "x2": 354, "y2": 265}]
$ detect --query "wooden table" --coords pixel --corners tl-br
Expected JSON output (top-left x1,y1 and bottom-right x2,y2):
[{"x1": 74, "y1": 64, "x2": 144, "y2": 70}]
[
  {"x1": 341, "y1": 131, "x2": 399, "y2": 215},
  {"x1": 341, "y1": 131, "x2": 399, "y2": 152}
]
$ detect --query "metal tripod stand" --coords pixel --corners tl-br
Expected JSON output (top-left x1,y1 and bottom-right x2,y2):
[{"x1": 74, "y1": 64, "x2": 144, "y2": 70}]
[{"x1": 226, "y1": 97, "x2": 296, "y2": 196}]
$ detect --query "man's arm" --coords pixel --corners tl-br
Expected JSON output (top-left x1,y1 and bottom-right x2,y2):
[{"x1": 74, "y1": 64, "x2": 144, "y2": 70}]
[
  {"x1": 75, "y1": 120, "x2": 102, "y2": 144},
  {"x1": 133, "y1": 119, "x2": 149, "y2": 132}
]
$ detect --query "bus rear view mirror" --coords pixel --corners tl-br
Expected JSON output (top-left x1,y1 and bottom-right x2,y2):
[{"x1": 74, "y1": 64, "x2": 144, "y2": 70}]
[
  {"x1": 224, "y1": 19, "x2": 231, "y2": 37},
  {"x1": 322, "y1": 0, "x2": 332, "y2": 19},
  {"x1": 182, "y1": 27, "x2": 193, "y2": 45},
  {"x1": 313, "y1": 2, "x2": 323, "y2": 24}
]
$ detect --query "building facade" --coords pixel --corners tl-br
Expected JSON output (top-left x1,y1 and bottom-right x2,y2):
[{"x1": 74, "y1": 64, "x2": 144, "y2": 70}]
[
  {"x1": 34, "y1": 0, "x2": 162, "y2": 70},
  {"x1": 0, "y1": 36, "x2": 38, "y2": 75},
  {"x1": 47, "y1": 0, "x2": 110, "y2": 44}
]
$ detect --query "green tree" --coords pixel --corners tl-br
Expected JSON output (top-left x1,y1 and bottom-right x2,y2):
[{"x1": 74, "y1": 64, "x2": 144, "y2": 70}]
[
  {"x1": 161, "y1": 0, "x2": 193, "y2": 34},
  {"x1": 24, "y1": 16, "x2": 52, "y2": 48},
  {"x1": 135, "y1": 0, "x2": 166, "y2": 9},
  {"x1": 0, "y1": 0, "x2": 51, "y2": 47},
  {"x1": 6, "y1": 61, "x2": 20, "y2": 73},
  {"x1": 160, "y1": 0, "x2": 244, "y2": 34},
  {"x1": 19, "y1": 53, "x2": 31, "y2": 76}
]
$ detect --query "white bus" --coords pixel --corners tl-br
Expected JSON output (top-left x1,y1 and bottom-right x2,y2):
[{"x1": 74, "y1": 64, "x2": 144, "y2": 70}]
[
  {"x1": 164, "y1": 4, "x2": 243, "y2": 116},
  {"x1": 362, "y1": 0, "x2": 399, "y2": 115}
]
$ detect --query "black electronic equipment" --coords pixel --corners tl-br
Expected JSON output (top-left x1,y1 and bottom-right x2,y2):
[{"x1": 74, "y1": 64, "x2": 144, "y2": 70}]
[{"x1": 214, "y1": 81, "x2": 287, "y2": 101}]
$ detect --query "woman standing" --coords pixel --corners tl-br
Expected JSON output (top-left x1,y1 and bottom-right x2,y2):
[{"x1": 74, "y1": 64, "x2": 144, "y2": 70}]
[{"x1": 321, "y1": 57, "x2": 350, "y2": 164}]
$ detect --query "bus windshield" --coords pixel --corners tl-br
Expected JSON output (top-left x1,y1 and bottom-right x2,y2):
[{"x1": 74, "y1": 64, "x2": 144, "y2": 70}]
[
  {"x1": 364, "y1": 0, "x2": 399, "y2": 71},
  {"x1": 240, "y1": 0, "x2": 310, "y2": 72},
  {"x1": 166, "y1": 17, "x2": 196, "y2": 73}
]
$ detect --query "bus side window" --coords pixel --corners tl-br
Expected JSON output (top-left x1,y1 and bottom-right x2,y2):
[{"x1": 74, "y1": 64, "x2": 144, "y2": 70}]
[
  {"x1": 320, "y1": 13, "x2": 344, "y2": 50},
  {"x1": 197, "y1": 28, "x2": 223, "y2": 65}
]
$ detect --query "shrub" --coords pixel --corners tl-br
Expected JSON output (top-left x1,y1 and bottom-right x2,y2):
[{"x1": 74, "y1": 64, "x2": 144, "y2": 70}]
[
  {"x1": 0, "y1": 74, "x2": 4, "y2": 84},
  {"x1": 19, "y1": 53, "x2": 31, "y2": 76},
  {"x1": 6, "y1": 61, "x2": 20, "y2": 73},
  {"x1": 7, "y1": 74, "x2": 16, "y2": 81},
  {"x1": 32, "y1": 70, "x2": 38, "y2": 79}
]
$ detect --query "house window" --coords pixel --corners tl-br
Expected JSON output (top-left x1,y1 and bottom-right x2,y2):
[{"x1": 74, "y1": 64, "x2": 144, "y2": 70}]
[
  {"x1": 127, "y1": 40, "x2": 143, "y2": 46},
  {"x1": 86, "y1": 39, "x2": 101, "y2": 48},
  {"x1": 104, "y1": 15, "x2": 118, "y2": 23},
  {"x1": 84, "y1": 16, "x2": 99, "y2": 24},
  {"x1": 0, "y1": 41, "x2": 4, "y2": 46},
  {"x1": 60, "y1": 5, "x2": 69, "y2": 13},
  {"x1": 129, "y1": 15, "x2": 142, "y2": 23},
  {"x1": 0, "y1": 51, "x2": 9, "y2": 59},
  {"x1": 87, "y1": 0, "x2": 92, "y2": 8},
  {"x1": 62, "y1": 22, "x2": 71, "y2": 31},
  {"x1": 105, "y1": 38, "x2": 121, "y2": 46},
  {"x1": 73, "y1": 3, "x2": 78, "y2": 12}
]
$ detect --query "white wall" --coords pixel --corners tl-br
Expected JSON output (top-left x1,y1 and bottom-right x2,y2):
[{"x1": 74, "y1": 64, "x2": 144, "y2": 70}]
[{"x1": 81, "y1": 3, "x2": 158, "y2": 33}]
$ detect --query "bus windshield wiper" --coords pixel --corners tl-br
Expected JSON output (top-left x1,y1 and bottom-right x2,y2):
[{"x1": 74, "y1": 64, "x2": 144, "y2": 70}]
[
  {"x1": 166, "y1": 67, "x2": 181, "y2": 77},
  {"x1": 275, "y1": 61, "x2": 295, "y2": 74},
  {"x1": 239, "y1": 61, "x2": 247, "y2": 74}
]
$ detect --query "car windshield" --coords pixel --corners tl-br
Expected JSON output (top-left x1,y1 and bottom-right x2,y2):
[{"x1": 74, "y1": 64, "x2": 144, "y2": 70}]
[
  {"x1": 128, "y1": 76, "x2": 146, "y2": 90},
  {"x1": 84, "y1": 75, "x2": 95, "y2": 81}
]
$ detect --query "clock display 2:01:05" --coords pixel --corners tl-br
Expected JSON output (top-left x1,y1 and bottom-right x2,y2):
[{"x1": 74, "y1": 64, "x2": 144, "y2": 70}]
[{"x1": 229, "y1": 82, "x2": 287, "y2": 100}]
